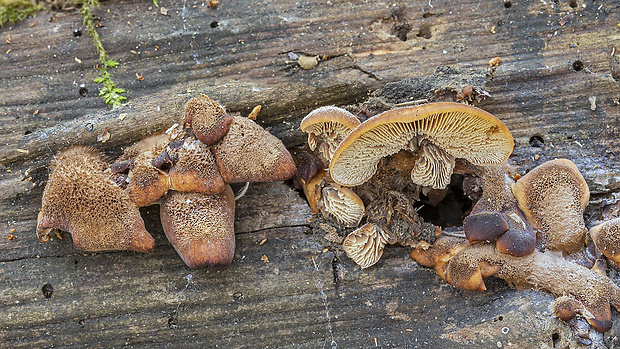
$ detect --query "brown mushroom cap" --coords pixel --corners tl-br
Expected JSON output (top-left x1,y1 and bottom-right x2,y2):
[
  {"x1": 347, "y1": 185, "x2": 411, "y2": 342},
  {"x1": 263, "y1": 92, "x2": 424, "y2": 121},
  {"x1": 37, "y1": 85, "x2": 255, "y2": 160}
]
[
  {"x1": 184, "y1": 95, "x2": 234, "y2": 146},
  {"x1": 37, "y1": 147, "x2": 155, "y2": 253},
  {"x1": 343, "y1": 223, "x2": 395, "y2": 269},
  {"x1": 590, "y1": 218, "x2": 620, "y2": 263},
  {"x1": 160, "y1": 187, "x2": 236, "y2": 268},
  {"x1": 329, "y1": 103, "x2": 513, "y2": 188},
  {"x1": 212, "y1": 116, "x2": 296, "y2": 183},
  {"x1": 168, "y1": 138, "x2": 226, "y2": 194},
  {"x1": 495, "y1": 210, "x2": 536, "y2": 257},
  {"x1": 511, "y1": 158, "x2": 589, "y2": 253},
  {"x1": 413, "y1": 236, "x2": 620, "y2": 333},
  {"x1": 319, "y1": 184, "x2": 365, "y2": 228},
  {"x1": 300, "y1": 106, "x2": 361, "y2": 165},
  {"x1": 463, "y1": 211, "x2": 509, "y2": 243},
  {"x1": 125, "y1": 139, "x2": 171, "y2": 207}
]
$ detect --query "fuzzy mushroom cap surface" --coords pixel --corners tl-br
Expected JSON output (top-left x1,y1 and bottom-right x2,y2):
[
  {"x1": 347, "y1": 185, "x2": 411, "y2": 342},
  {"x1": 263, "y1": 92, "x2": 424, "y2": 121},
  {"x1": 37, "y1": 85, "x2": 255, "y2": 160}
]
[
  {"x1": 413, "y1": 236, "x2": 620, "y2": 332},
  {"x1": 125, "y1": 139, "x2": 171, "y2": 207},
  {"x1": 168, "y1": 138, "x2": 226, "y2": 194},
  {"x1": 213, "y1": 116, "x2": 296, "y2": 183},
  {"x1": 590, "y1": 218, "x2": 620, "y2": 264},
  {"x1": 329, "y1": 102, "x2": 513, "y2": 188},
  {"x1": 319, "y1": 184, "x2": 365, "y2": 228},
  {"x1": 300, "y1": 106, "x2": 361, "y2": 165},
  {"x1": 160, "y1": 187, "x2": 236, "y2": 268},
  {"x1": 511, "y1": 158, "x2": 589, "y2": 253},
  {"x1": 184, "y1": 95, "x2": 234, "y2": 146},
  {"x1": 37, "y1": 147, "x2": 155, "y2": 253},
  {"x1": 343, "y1": 223, "x2": 395, "y2": 269}
]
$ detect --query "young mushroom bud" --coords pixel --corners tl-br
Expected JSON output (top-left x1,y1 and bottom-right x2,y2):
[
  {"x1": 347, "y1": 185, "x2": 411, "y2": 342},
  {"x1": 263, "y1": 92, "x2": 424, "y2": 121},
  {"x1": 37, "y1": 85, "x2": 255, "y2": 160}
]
[
  {"x1": 343, "y1": 223, "x2": 396, "y2": 269},
  {"x1": 212, "y1": 116, "x2": 296, "y2": 184},
  {"x1": 37, "y1": 147, "x2": 155, "y2": 253},
  {"x1": 300, "y1": 106, "x2": 361, "y2": 166},
  {"x1": 329, "y1": 103, "x2": 513, "y2": 190},
  {"x1": 511, "y1": 159, "x2": 590, "y2": 254},
  {"x1": 160, "y1": 187, "x2": 236, "y2": 268},
  {"x1": 463, "y1": 211, "x2": 509, "y2": 243},
  {"x1": 589, "y1": 218, "x2": 620, "y2": 264},
  {"x1": 125, "y1": 139, "x2": 172, "y2": 207},
  {"x1": 184, "y1": 95, "x2": 234, "y2": 146}
]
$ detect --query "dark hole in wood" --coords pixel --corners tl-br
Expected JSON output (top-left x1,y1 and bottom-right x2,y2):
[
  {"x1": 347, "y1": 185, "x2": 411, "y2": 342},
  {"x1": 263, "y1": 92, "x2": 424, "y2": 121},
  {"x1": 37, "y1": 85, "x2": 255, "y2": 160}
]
[
  {"x1": 210, "y1": 21, "x2": 219, "y2": 28},
  {"x1": 552, "y1": 332, "x2": 560, "y2": 345},
  {"x1": 572, "y1": 60, "x2": 583, "y2": 71},
  {"x1": 529, "y1": 135, "x2": 545, "y2": 147},
  {"x1": 422, "y1": 12, "x2": 434, "y2": 18},
  {"x1": 416, "y1": 24, "x2": 432, "y2": 39},
  {"x1": 79, "y1": 87, "x2": 89, "y2": 97},
  {"x1": 24, "y1": 130, "x2": 32, "y2": 135},
  {"x1": 416, "y1": 174, "x2": 473, "y2": 228},
  {"x1": 73, "y1": 28, "x2": 82, "y2": 37},
  {"x1": 569, "y1": 0, "x2": 578, "y2": 8},
  {"x1": 42, "y1": 283, "x2": 54, "y2": 298},
  {"x1": 504, "y1": 0, "x2": 512, "y2": 8}
]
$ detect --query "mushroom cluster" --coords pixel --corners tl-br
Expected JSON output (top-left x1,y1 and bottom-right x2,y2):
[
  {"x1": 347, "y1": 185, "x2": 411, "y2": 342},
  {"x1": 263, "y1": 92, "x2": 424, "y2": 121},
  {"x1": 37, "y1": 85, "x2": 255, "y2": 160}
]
[
  {"x1": 301, "y1": 102, "x2": 620, "y2": 334},
  {"x1": 300, "y1": 102, "x2": 514, "y2": 268},
  {"x1": 37, "y1": 95, "x2": 296, "y2": 268}
]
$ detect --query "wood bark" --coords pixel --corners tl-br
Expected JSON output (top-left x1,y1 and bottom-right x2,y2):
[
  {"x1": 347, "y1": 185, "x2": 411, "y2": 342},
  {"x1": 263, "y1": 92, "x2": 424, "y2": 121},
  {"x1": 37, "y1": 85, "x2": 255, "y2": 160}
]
[{"x1": 1, "y1": 0, "x2": 620, "y2": 347}]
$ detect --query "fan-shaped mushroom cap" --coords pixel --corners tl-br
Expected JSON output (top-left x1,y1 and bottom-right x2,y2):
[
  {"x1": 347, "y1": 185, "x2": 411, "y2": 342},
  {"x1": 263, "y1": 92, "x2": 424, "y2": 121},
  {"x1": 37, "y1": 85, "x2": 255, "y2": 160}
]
[
  {"x1": 168, "y1": 138, "x2": 226, "y2": 194},
  {"x1": 343, "y1": 223, "x2": 395, "y2": 269},
  {"x1": 409, "y1": 235, "x2": 470, "y2": 281},
  {"x1": 212, "y1": 116, "x2": 296, "y2": 183},
  {"x1": 511, "y1": 159, "x2": 589, "y2": 253},
  {"x1": 300, "y1": 106, "x2": 361, "y2": 165},
  {"x1": 319, "y1": 184, "x2": 365, "y2": 228},
  {"x1": 414, "y1": 236, "x2": 620, "y2": 332},
  {"x1": 184, "y1": 95, "x2": 234, "y2": 146},
  {"x1": 590, "y1": 218, "x2": 620, "y2": 263},
  {"x1": 329, "y1": 103, "x2": 513, "y2": 188},
  {"x1": 302, "y1": 169, "x2": 326, "y2": 214},
  {"x1": 125, "y1": 140, "x2": 171, "y2": 207},
  {"x1": 160, "y1": 187, "x2": 236, "y2": 268},
  {"x1": 37, "y1": 147, "x2": 155, "y2": 253}
]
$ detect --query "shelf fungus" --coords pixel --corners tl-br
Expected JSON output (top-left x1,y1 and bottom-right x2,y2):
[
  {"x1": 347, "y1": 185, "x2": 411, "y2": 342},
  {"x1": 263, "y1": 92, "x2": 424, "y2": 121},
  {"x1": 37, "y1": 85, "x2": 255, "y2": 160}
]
[
  {"x1": 590, "y1": 218, "x2": 620, "y2": 264},
  {"x1": 511, "y1": 158, "x2": 590, "y2": 254},
  {"x1": 38, "y1": 95, "x2": 296, "y2": 268},
  {"x1": 37, "y1": 147, "x2": 155, "y2": 253},
  {"x1": 411, "y1": 235, "x2": 620, "y2": 332},
  {"x1": 329, "y1": 102, "x2": 514, "y2": 190},
  {"x1": 343, "y1": 223, "x2": 396, "y2": 269}
]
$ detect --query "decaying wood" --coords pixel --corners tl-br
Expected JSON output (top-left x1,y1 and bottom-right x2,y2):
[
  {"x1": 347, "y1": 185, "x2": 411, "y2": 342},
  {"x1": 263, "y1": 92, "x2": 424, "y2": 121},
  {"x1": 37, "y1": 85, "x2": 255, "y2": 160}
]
[{"x1": 1, "y1": 0, "x2": 620, "y2": 347}]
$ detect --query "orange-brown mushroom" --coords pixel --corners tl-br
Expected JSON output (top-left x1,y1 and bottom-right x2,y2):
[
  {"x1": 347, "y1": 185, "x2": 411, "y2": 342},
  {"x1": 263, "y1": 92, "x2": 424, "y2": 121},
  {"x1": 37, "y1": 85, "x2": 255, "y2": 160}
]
[
  {"x1": 212, "y1": 116, "x2": 296, "y2": 183},
  {"x1": 511, "y1": 158, "x2": 589, "y2": 253},
  {"x1": 329, "y1": 103, "x2": 513, "y2": 189},
  {"x1": 37, "y1": 147, "x2": 155, "y2": 253},
  {"x1": 411, "y1": 235, "x2": 620, "y2": 332},
  {"x1": 124, "y1": 136, "x2": 171, "y2": 207},
  {"x1": 167, "y1": 137, "x2": 226, "y2": 194},
  {"x1": 184, "y1": 94, "x2": 234, "y2": 146},
  {"x1": 343, "y1": 223, "x2": 395, "y2": 269},
  {"x1": 590, "y1": 218, "x2": 620, "y2": 263},
  {"x1": 160, "y1": 187, "x2": 236, "y2": 268},
  {"x1": 300, "y1": 106, "x2": 361, "y2": 166}
]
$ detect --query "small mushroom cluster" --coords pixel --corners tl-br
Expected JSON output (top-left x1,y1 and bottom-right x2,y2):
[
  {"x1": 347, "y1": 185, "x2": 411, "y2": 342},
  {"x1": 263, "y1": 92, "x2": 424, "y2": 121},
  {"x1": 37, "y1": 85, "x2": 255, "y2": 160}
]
[
  {"x1": 300, "y1": 103, "x2": 514, "y2": 268},
  {"x1": 300, "y1": 102, "x2": 620, "y2": 334},
  {"x1": 37, "y1": 95, "x2": 296, "y2": 268}
]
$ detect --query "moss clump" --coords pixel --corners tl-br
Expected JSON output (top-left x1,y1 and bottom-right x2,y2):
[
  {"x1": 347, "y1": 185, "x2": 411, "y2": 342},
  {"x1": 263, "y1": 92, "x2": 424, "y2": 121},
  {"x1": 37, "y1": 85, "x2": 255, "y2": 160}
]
[{"x1": 0, "y1": 0, "x2": 42, "y2": 26}]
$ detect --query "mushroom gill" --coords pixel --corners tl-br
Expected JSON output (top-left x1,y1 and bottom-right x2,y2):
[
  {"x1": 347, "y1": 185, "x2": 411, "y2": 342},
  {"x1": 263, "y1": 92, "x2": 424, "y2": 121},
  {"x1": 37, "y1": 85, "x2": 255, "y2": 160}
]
[
  {"x1": 409, "y1": 139, "x2": 455, "y2": 189},
  {"x1": 160, "y1": 187, "x2": 236, "y2": 268},
  {"x1": 329, "y1": 102, "x2": 513, "y2": 189},
  {"x1": 511, "y1": 158, "x2": 589, "y2": 254},
  {"x1": 343, "y1": 223, "x2": 395, "y2": 269},
  {"x1": 319, "y1": 184, "x2": 365, "y2": 228},
  {"x1": 300, "y1": 106, "x2": 361, "y2": 166},
  {"x1": 37, "y1": 147, "x2": 155, "y2": 253}
]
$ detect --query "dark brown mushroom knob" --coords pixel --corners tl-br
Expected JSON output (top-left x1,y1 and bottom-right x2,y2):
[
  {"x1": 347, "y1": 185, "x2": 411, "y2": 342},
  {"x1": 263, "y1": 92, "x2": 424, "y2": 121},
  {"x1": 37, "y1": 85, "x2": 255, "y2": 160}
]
[
  {"x1": 330, "y1": 103, "x2": 514, "y2": 190},
  {"x1": 511, "y1": 158, "x2": 590, "y2": 254},
  {"x1": 184, "y1": 95, "x2": 234, "y2": 146},
  {"x1": 37, "y1": 147, "x2": 155, "y2": 253},
  {"x1": 463, "y1": 211, "x2": 509, "y2": 243},
  {"x1": 160, "y1": 187, "x2": 236, "y2": 268}
]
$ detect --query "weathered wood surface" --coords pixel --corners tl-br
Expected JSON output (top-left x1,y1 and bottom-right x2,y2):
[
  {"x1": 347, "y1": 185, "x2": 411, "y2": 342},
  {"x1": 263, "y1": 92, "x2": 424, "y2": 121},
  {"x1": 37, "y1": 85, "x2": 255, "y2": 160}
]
[{"x1": 1, "y1": 0, "x2": 620, "y2": 347}]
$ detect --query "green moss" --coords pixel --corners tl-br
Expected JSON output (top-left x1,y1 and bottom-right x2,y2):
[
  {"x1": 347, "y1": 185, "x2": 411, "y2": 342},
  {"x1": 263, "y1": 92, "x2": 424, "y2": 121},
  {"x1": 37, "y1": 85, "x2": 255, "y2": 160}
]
[{"x1": 0, "y1": 0, "x2": 42, "y2": 26}]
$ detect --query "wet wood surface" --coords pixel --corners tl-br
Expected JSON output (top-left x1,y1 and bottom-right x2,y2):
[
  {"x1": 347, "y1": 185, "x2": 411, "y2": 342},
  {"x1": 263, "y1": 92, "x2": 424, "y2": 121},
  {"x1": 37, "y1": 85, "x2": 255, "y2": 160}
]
[{"x1": 1, "y1": 0, "x2": 620, "y2": 347}]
